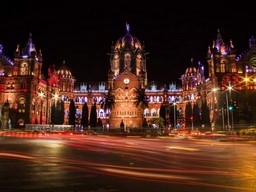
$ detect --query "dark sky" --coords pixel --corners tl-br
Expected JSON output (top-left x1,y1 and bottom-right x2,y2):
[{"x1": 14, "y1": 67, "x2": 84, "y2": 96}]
[{"x1": 1, "y1": 1, "x2": 256, "y2": 85}]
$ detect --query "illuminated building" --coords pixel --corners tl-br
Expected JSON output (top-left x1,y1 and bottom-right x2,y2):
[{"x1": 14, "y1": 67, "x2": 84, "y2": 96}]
[{"x1": 1, "y1": 26, "x2": 256, "y2": 131}]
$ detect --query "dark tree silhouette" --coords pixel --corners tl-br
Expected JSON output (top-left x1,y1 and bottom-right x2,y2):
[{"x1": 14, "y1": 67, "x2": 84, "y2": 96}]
[
  {"x1": 90, "y1": 102, "x2": 97, "y2": 127},
  {"x1": 51, "y1": 103, "x2": 55, "y2": 124},
  {"x1": 68, "y1": 99, "x2": 76, "y2": 126},
  {"x1": 193, "y1": 103, "x2": 201, "y2": 127},
  {"x1": 170, "y1": 104, "x2": 178, "y2": 128},
  {"x1": 59, "y1": 100, "x2": 64, "y2": 124},
  {"x1": 134, "y1": 88, "x2": 148, "y2": 109},
  {"x1": 142, "y1": 118, "x2": 148, "y2": 128},
  {"x1": 201, "y1": 101, "x2": 211, "y2": 127},
  {"x1": 185, "y1": 102, "x2": 193, "y2": 128},
  {"x1": 97, "y1": 118, "x2": 103, "y2": 127},
  {"x1": 81, "y1": 102, "x2": 89, "y2": 129},
  {"x1": 53, "y1": 100, "x2": 64, "y2": 124},
  {"x1": 159, "y1": 104, "x2": 167, "y2": 128}
]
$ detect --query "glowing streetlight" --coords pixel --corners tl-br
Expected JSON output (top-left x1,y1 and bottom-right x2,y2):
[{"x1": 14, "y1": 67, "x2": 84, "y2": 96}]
[
  {"x1": 52, "y1": 93, "x2": 59, "y2": 105},
  {"x1": 227, "y1": 85, "x2": 234, "y2": 132},
  {"x1": 224, "y1": 84, "x2": 234, "y2": 132}
]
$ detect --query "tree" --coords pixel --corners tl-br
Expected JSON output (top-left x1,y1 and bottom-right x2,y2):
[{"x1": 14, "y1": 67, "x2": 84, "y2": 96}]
[
  {"x1": 185, "y1": 102, "x2": 192, "y2": 128},
  {"x1": 90, "y1": 102, "x2": 97, "y2": 127},
  {"x1": 59, "y1": 100, "x2": 64, "y2": 124},
  {"x1": 159, "y1": 104, "x2": 167, "y2": 128},
  {"x1": 142, "y1": 118, "x2": 148, "y2": 128},
  {"x1": 81, "y1": 102, "x2": 89, "y2": 129},
  {"x1": 134, "y1": 88, "x2": 148, "y2": 109},
  {"x1": 68, "y1": 99, "x2": 76, "y2": 127},
  {"x1": 51, "y1": 103, "x2": 55, "y2": 124},
  {"x1": 53, "y1": 100, "x2": 64, "y2": 124},
  {"x1": 134, "y1": 88, "x2": 149, "y2": 128},
  {"x1": 201, "y1": 101, "x2": 211, "y2": 128},
  {"x1": 193, "y1": 103, "x2": 201, "y2": 127}
]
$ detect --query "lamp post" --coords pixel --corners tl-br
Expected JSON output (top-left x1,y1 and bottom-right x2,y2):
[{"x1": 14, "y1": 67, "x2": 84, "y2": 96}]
[
  {"x1": 227, "y1": 85, "x2": 234, "y2": 132},
  {"x1": 38, "y1": 91, "x2": 44, "y2": 124}
]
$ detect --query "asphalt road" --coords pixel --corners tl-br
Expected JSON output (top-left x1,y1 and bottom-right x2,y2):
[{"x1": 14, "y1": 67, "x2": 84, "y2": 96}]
[{"x1": 0, "y1": 134, "x2": 256, "y2": 192}]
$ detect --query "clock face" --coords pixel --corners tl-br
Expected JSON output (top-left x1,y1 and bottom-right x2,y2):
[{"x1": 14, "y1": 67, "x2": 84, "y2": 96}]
[{"x1": 123, "y1": 78, "x2": 130, "y2": 84}]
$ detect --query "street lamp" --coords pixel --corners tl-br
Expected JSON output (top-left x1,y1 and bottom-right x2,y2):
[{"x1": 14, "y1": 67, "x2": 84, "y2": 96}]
[
  {"x1": 38, "y1": 91, "x2": 44, "y2": 124},
  {"x1": 227, "y1": 85, "x2": 234, "y2": 132}
]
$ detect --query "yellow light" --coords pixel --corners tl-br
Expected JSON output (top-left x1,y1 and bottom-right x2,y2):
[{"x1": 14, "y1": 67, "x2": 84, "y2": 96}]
[
  {"x1": 38, "y1": 91, "x2": 44, "y2": 98},
  {"x1": 53, "y1": 93, "x2": 59, "y2": 101}
]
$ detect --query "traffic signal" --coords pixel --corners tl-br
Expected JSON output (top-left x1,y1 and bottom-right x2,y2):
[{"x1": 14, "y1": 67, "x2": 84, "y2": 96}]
[{"x1": 228, "y1": 104, "x2": 233, "y2": 111}]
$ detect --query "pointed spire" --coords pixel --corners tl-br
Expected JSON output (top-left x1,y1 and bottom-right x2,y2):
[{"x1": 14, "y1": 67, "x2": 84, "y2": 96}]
[
  {"x1": 22, "y1": 33, "x2": 34, "y2": 56},
  {"x1": 16, "y1": 44, "x2": 20, "y2": 52},
  {"x1": 190, "y1": 58, "x2": 194, "y2": 66},
  {"x1": 216, "y1": 29, "x2": 224, "y2": 53},
  {"x1": 28, "y1": 33, "x2": 33, "y2": 54},
  {"x1": 126, "y1": 22, "x2": 130, "y2": 34},
  {"x1": 216, "y1": 29, "x2": 223, "y2": 42},
  {"x1": 38, "y1": 49, "x2": 43, "y2": 62},
  {"x1": 212, "y1": 40, "x2": 216, "y2": 48},
  {"x1": 0, "y1": 44, "x2": 3, "y2": 54},
  {"x1": 230, "y1": 39, "x2": 234, "y2": 49},
  {"x1": 13, "y1": 44, "x2": 20, "y2": 57},
  {"x1": 207, "y1": 45, "x2": 212, "y2": 55}
]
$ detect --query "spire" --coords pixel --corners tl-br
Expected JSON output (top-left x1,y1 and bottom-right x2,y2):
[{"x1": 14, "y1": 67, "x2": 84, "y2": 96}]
[
  {"x1": 22, "y1": 33, "x2": 34, "y2": 56},
  {"x1": 216, "y1": 29, "x2": 223, "y2": 42},
  {"x1": 16, "y1": 44, "x2": 20, "y2": 52},
  {"x1": 216, "y1": 29, "x2": 224, "y2": 52},
  {"x1": 126, "y1": 22, "x2": 130, "y2": 34},
  {"x1": 38, "y1": 49, "x2": 43, "y2": 62},
  {"x1": 28, "y1": 33, "x2": 33, "y2": 54},
  {"x1": 190, "y1": 58, "x2": 194, "y2": 67},
  {"x1": 0, "y1": 44, "x2": 3, "y2": 54},
  {"x1": 13, "y1": 44, "x2": 20, "y2": 57},
  {"x1": 207, "y1": 45, "x2": 212, "y2": 55},
  {"x1": 230, "y1": 39, "x2": 234, "y2": 49}
]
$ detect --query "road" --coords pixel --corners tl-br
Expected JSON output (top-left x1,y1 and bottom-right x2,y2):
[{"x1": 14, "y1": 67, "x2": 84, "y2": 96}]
[{"x1": 0, "y1": 134, "x2": 256, "y2": 192}]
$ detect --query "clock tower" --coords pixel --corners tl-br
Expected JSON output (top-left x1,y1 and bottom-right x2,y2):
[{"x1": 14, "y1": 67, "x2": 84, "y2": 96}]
[{"x1": 107, "y1": 23, "x2": 147, "y2": 129}]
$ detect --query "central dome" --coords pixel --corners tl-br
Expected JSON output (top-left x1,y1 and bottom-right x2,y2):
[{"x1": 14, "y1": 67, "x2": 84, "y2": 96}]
[{"x1": 114, "y1": 23, "x2": 142, "y2": 50}]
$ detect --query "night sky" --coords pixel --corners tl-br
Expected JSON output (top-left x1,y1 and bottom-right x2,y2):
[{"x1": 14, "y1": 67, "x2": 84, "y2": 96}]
[{"x1": 1, "y1": 1, "x2": 256, "y2": 85}]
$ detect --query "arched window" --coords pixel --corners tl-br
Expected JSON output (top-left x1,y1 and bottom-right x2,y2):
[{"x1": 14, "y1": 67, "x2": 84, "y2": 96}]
[
  {"x1": 20, "y1": 62, "x2": 29, "y2": 75},
  {"x1": 144, "y1": 108, "x2": 150, "y2": 116},
  {"x1": 18, "y1": 97, "x2": 26, "y2": 113},
  {"x1": 151, "y1": 108, "x2": 157, "y2": 116}
]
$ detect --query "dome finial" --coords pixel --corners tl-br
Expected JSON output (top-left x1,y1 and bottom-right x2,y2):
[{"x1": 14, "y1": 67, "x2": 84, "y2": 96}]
[{"x1": 126, "y1": 22, "x2": 130, "y2": 34}]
